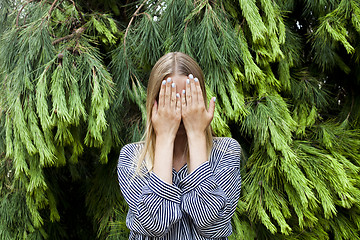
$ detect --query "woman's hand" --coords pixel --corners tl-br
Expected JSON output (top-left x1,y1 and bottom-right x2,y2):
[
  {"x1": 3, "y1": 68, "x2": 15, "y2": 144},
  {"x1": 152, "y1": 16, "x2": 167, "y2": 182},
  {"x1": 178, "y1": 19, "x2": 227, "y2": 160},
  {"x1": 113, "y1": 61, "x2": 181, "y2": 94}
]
[
  {"x1": 181, "y1": 74, "x2": 215, "y2": 172},
  {"x1": 181, "y1": 74, "x2": 216, "y2": 138},
  {"x1": 152, "y1": 78, "x2": 182, "y2": 140},
  {"x1": 152, "y1": 78, "x2": 181, "y2": 183}
]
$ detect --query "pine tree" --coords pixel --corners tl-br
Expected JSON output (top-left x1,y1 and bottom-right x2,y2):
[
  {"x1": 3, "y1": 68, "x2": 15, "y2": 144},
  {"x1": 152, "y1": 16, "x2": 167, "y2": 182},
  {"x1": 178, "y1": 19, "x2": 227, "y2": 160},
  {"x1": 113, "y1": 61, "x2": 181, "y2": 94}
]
[{"x1": 0, "y1": 0, "x2": 360, "y2": 239}]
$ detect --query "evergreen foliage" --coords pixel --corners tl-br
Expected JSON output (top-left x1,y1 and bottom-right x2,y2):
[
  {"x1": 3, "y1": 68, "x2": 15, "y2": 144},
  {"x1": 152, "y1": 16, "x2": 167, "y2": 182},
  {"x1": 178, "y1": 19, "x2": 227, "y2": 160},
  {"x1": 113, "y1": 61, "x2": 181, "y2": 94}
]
[{"x1": 0, "y1": 0, "x2": 360, "y2": 239}]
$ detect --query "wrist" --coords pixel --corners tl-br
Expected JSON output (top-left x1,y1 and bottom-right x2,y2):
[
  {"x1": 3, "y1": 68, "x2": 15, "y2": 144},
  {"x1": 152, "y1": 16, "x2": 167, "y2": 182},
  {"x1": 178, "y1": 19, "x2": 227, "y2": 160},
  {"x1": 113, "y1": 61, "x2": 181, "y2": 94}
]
[
  {"x1": 153, "y1": 134, "x2": 175, "y2": 184},
  {"x1": 186, "y1": 131, "x2": 207, "y2": 173},
  {"x1": 156, "y1": 134, "x2": 176, "y2": 144},
  {"x1": 186, "y1": 130, "x2": 206, "y2": 141}
]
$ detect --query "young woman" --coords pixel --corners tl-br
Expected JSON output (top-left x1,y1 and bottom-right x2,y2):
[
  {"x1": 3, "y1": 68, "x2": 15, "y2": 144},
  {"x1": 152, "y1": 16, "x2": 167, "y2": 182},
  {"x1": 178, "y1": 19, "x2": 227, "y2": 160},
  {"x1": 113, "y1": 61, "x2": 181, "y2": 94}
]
[{"x1": 117, "y1": 52, "x2": 241, "y2": 239}]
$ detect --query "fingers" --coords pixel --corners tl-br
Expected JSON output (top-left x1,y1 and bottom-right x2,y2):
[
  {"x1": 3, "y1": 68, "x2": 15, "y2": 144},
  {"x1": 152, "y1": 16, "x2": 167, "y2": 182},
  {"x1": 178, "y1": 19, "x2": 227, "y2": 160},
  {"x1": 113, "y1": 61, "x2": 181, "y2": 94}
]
[
  {"x1": 194, "y1": 77, "x2": 205, "y2": 107},
  {"x1": 181, "y1": 89, "x2": 186, "y2": 112},
  {"x1": 159, "y1": 77, "x2": 178, "y2": 111},
  {"x1": 185, "y1": 77, "x2": 192, "y2": 106},
  {"x1": 164, "y1": 77, "x2": 172, "y2": 107},
  {"x1": 190, "y1": 76, "x2": 198, "y2": 104},
  {"x1": 186, "y1": 74, "x2": 204, "y2": 106},
  {"x1": 176, "y1": 92, "x2": 181, "y2": 114},
  {"x1": 159, "y1": 80, "x2": 166, "y2": 108},
  {"x1": 171, "y1": 81, "x2": 177, "y2": 109}
]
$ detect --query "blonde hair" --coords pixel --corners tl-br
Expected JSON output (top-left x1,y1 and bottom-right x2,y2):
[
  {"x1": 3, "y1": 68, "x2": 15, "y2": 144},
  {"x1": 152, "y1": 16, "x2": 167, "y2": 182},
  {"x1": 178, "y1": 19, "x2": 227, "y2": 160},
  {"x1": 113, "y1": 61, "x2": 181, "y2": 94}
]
[{"x1": 137, "y1": 52, "x2": 213, "y2": 173}]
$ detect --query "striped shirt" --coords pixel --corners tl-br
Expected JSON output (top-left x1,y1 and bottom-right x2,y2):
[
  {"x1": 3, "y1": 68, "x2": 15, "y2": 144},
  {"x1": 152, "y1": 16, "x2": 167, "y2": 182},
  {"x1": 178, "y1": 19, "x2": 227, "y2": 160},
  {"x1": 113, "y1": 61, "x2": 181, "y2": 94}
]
[{"x1": 117, "y1": 137, "x2": 242, "y2": 240}]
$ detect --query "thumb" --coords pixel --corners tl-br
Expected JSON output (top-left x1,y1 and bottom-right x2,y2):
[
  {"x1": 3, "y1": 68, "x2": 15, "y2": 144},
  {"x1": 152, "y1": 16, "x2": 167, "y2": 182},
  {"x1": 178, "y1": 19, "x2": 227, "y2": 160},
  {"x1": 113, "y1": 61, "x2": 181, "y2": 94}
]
[{"x1": 208, "y1": 97, "x2": 216, "y2": 119}]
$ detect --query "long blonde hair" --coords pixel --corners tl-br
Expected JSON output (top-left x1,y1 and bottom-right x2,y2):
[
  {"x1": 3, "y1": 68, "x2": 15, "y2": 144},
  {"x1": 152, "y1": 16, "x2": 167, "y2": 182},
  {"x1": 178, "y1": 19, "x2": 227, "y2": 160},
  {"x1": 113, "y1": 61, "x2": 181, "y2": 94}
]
[{"x1": 137, "y1": 52, "x2": 213, "y2": 173}]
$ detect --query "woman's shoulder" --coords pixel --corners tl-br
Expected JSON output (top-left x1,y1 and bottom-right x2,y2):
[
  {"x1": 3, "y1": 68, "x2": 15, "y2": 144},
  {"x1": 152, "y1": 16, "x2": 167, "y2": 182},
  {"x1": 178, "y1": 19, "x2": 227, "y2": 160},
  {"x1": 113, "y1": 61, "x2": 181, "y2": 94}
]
[
  {"x1": 210, "y1": 137, "x2": 241, "y2": 169},
  {"x1": 212, "y1": 137, "x2": 241, "y2": 152},
  {"x1": 118, "y1": 141, "x2": 145, "y2": 168},
  {"x1": 120, "y1": 141, "x2": 145, "y2": 153}
]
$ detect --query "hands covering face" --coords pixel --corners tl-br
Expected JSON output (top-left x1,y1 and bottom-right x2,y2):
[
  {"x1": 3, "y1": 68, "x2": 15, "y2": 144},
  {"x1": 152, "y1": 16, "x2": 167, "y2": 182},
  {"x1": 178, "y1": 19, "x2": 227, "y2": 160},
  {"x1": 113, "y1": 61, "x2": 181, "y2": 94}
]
[{"x1": 151, "y1": 74, "x2": 216, "y2": 139}]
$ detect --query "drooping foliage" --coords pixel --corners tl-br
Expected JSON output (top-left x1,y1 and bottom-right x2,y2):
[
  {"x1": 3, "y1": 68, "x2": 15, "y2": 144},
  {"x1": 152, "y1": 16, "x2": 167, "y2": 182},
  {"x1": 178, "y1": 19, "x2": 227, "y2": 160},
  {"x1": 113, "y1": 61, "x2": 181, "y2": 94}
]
[{"x1": 0, "y1": 0, "x2": 360, "y2": 239}]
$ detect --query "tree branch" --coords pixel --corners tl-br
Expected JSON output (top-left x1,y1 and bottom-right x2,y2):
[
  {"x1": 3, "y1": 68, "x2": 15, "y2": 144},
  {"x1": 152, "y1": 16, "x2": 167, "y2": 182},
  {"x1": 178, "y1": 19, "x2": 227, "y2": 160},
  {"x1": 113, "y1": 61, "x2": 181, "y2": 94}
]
[
  {"x1": 16, "y1": 0, "x2": 34, "y2": 27},
  {"x1": 68, "y1": 0, "x2": 85, "y2": 24},
  {"x1": 123, "y1": 0, "x2": 147, "y2": 53},
  {"x1": 42, "y1": 0, "x2": 65, "y2": 12},
  {"x1": 47, "y1": 0, "x2": 61, "y2": 19},
  {"x1": 52, "y1": 27, "x2": 86, "y2": 45},
  {"x1": 137, "y1": 12, "x2": 152, "y2": 20},
  {"x1": 52, "y1": 33, "x2": 76, "y2": 45}
]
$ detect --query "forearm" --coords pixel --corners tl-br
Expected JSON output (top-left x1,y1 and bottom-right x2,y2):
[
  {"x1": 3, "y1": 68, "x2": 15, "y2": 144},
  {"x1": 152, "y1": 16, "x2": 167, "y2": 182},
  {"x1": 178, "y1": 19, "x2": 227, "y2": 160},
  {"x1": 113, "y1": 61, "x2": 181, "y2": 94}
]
[
  {"x1": 187, "y1": 131, "x2": 207, "y2": 173},
  {"x1": 153, "y1": 135, "x2": 175, "y2": 184}
]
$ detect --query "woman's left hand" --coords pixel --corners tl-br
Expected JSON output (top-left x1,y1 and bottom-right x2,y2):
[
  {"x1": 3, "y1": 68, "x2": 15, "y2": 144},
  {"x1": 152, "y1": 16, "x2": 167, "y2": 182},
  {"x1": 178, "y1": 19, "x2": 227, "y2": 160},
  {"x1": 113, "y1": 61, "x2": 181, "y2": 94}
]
[{"x1": 181, "y1": 74, "x2": 216, "y2": 138}]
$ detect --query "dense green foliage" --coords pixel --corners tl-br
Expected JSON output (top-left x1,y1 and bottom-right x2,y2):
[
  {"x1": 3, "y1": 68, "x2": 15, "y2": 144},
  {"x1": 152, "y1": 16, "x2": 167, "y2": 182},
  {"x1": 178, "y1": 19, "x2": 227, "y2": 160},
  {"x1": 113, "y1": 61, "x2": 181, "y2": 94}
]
[{"x1": 1, "y1": 0, "x2": 360, "y2": 239}]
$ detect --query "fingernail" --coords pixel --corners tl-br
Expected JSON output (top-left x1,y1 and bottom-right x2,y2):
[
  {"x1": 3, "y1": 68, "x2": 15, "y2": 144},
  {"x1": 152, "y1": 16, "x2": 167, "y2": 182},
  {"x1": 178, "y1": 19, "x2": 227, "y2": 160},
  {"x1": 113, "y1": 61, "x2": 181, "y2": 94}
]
[
  {"x1": 172, "y1": 83, "x2": 175, "y2": 88},
  {"x1": 194, "y1": 77, "x2": 199, "y2": 82},
  {"x1": 162, "y1": 80, "x2": 166, "y2": 85},
  {"x1": 167, "y1": 77, "x2": 172, "y2": 82},
  {"x1": 176, "y1": 93, "x2": 180, "y2": 98},
  {"x1": 213, "y1": 97, "x2": 216, "y2": 102},
  {"x1": 182, "y1": 89, "x2": 185, "y2": 94},
  {"x1": 189, "y1": 74, "x2": 194, "y2": 79},
  {"x1": 186, "y1": 79, "x2": 190, "y2": 84}
]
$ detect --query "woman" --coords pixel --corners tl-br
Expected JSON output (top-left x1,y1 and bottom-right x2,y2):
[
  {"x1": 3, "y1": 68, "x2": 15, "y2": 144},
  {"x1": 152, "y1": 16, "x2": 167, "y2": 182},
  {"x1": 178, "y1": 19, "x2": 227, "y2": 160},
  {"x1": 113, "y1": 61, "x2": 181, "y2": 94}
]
[{"x1": 117, "y1": 52, "x2": 241, "y2": 239}]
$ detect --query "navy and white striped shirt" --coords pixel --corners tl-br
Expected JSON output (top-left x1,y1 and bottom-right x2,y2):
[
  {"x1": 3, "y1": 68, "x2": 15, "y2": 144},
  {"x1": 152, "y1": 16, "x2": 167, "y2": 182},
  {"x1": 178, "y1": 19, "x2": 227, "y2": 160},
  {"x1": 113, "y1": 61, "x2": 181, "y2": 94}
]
[{"x1": 117, "y1": 137, "x2": 241, "y2": 240}]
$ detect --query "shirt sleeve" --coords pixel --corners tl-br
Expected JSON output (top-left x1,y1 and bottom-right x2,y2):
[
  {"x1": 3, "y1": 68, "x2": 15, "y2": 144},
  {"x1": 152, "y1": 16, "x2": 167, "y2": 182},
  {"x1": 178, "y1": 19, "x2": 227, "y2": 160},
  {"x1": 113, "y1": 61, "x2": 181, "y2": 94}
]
[
  {"x1": 178, "y1": 138, "x2": 242, "y2": 238},
  {"x1": 117, "y1": 144, "x2": 183, "y2": 237}
]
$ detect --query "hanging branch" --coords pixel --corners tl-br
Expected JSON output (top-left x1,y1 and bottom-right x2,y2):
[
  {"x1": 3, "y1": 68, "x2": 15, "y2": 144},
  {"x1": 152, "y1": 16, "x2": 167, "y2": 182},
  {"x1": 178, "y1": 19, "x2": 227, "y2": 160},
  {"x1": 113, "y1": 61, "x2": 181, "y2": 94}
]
[
  {"x1": 123, "y1": 0, "x2": 147, "y2": 54},
  {"x1": 40, "y1": 0, "x2": 65, "y2": 11},
  {"x1": 184, "y1": 0, "x2": 207, "y2": 23},
  {"x1": 68, "y1": 0, "x2": 85, "y2": 24},
  {"x1": 17, "y1": 0, "x2": 66, "y2": 28},
  {"x1": 47, "y1": 0, "x2": 61, "y2": 20},
  {"x1": 38, "y1": 0, "x2": 64, "y2": 26},
  {"x1": 16, "y1": 0, "x2": 34, "y2": 27}
]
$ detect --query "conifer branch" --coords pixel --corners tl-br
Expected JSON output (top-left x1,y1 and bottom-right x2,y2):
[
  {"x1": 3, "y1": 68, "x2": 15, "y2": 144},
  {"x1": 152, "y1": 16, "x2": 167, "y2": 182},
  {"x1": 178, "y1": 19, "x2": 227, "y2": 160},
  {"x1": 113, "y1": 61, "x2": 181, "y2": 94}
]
[
  {"x1": 41, "y1": 0, "x2": 65, "y2": 11},
  {"x1": 52, "y1": 27, "x2": 86, "y2": 45},
  {"x1": 68, "y1": 0, "x2": 85, "y2": 24},
  {"x1": 123, "y1": 0, "x2": 147, "y2": 53},
  {"x1": 39, "y1": 0, "x2": 64, "y2": 26},
  {"x1": 137, "y1": 12, "x2": 152, "y2": 20},
  {"x1": 184, "y1": 0, "x2": 207, "y2": 23},
  {"x1": 52, "y1": 33, "x2": 75, "y2": 45},
  {"x1": 47, "y1": 0, "x2": 61, "y2": 19},
  {"x1": 16, "y1": 0, "x2": 34, "y2": 27},
  {"x1": 41, "y1": 0, "x2": 50, "y2": 7},
  {"x1": 23, "y1": 12, "x2": 30, "y2": 25}
]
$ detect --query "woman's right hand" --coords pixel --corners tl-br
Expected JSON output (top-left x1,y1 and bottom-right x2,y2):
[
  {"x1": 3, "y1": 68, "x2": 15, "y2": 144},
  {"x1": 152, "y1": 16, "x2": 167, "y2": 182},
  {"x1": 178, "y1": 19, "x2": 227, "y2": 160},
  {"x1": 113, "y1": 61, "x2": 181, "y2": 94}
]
[{"x1": 152, "y1": 77, "x2": 181, "y2": 140}]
